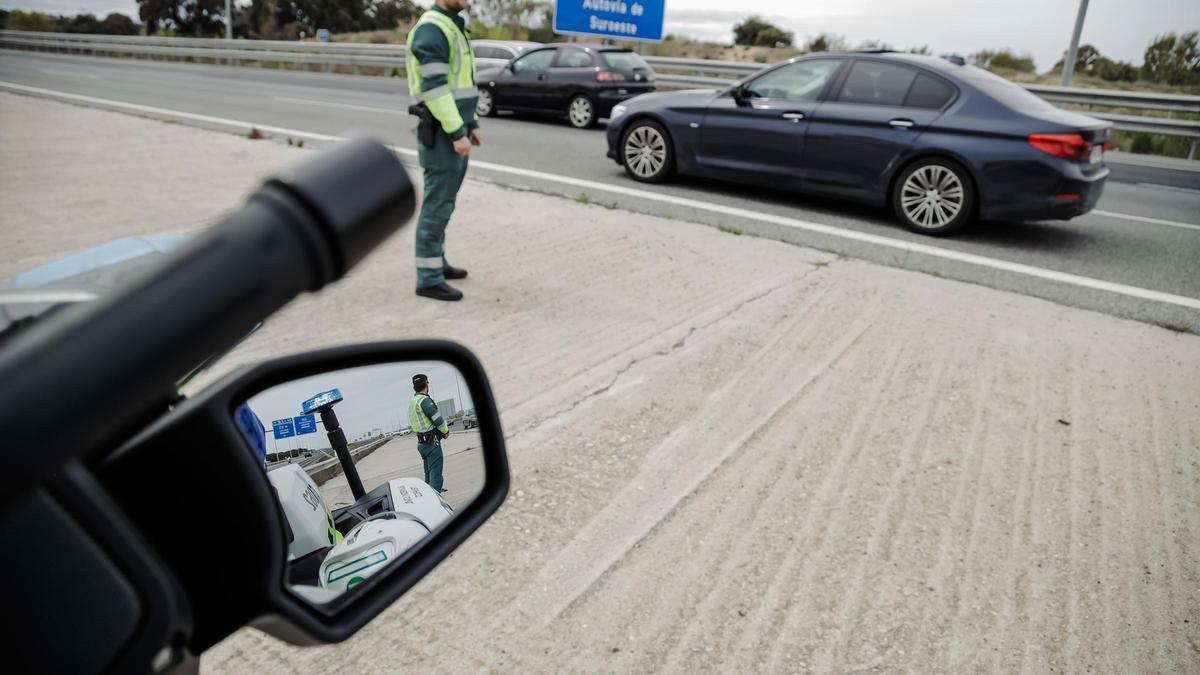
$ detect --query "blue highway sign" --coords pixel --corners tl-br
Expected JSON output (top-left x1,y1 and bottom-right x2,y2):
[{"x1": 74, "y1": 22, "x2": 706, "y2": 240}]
[
  {"x1": 294, "y1": 414, "x2": 318, "y2": 435},
  {"x1": 553, "y1": 0, "x2": 665, "y2": 42},
  {"x1": 272, "y1": 418, "x2": 296, "y2": 439}
]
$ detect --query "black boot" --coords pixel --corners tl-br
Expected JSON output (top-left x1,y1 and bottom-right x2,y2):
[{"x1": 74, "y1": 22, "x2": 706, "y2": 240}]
[
  {"x1": 443, "y1": 264, "x2": 468, "y2": 280},
  {"x1": 416, "y1": 282, "x2": 463, "y2": 302}
]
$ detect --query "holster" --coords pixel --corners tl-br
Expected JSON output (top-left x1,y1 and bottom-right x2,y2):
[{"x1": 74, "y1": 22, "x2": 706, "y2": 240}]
[{"x1": 408, "y1": 103, "x2": 436, "y2": 148}]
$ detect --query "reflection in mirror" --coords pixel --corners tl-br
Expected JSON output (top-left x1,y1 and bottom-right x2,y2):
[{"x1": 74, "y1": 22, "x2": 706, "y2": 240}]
[{"x1": 235, "y1": 361, "x2": 484, "y2": 606}]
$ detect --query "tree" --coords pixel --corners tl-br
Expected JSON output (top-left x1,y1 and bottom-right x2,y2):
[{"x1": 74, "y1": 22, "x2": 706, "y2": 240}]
[
  {"x1": 1091, "y1": 57, "x2": 1137, "y2": 83},
  {"x1": 970, "y1": 48, "x2": 1036, "y2": 73},
  {"x1": 5, "y1": 10, "x2": 58, "y2": 31},
  {"x1": 733, "y1": 16, "x2": 793, "y2": 48},
  {"x1": 138, "y1": 0, "x2": 227, "y2": 36},
  {"x1": 59, "y1": 13, "x2": 102, "y2": 33},
  {"x1": 1052, "y1": 43, "x2": 1100, "y2": 75},
  {"x1": 471, "y1": 0, "x2": 547, "y2": 39},
  {"x1": 803, "y1": 33, "x2": 847, "y2": 53},
  {"x1": 1141, "y1": 31, "x2": 1200, "y2": 86},
  {"x1": 99, "y1": 12, "x2": 141, "y2": 35}
]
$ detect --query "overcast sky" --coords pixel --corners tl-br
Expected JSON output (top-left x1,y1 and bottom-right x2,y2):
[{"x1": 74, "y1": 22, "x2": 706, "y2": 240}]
[{"x1": 3, "y1": 1, "x2": 1197, "y2": 72}]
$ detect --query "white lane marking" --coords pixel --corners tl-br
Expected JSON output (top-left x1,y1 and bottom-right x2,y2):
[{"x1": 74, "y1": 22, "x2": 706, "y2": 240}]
[
  {"x1": 1134, "y1": 182, "x2": 1200, "y2": 196},
  {"x1": 38, "y1": 68, "x2": 101, "y2": 79},
  {"x1": 4, "y1": 80, "x2": 1200, "y2": 313},
  {"x1": 0, "y1": 81, "x2": 339, "y2": 143},
  {"x1": 272, "y1": 96, "x2": 405, "y2": 115},
  {"x1": 1092, "y1": 209, "x2": 1200, "y2": 232}
]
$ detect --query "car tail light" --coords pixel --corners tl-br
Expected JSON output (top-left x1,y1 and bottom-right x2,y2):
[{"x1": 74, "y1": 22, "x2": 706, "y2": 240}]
[
  {"x1": 596, "y1": 71, "x2": 625, "y2": 83},
  {"x1": 1029, "y1": 133, "x2": 1093, "y2": 161}
]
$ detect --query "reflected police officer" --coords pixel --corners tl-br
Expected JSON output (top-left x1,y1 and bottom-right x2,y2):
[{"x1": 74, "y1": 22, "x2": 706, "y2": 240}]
[{"x1": 408, "y1": 373, "x2": 450, "y2": 492}]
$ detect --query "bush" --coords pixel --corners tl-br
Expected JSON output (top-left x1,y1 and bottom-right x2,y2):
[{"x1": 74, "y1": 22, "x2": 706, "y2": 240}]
[
  {"x1": 1091, "y1": 57, "x2": 1138, "y2": 83},
  {"x1": 971, "y1": 48, "x2": 1036, "y2": 73},
  {"x1": 733, "y1": 16, "x2": 793, "y2": 48},
  {"x1": 803, "y1": 33, "x2": 846, "y2": 53},
  {"x1": 5, "y1": 10, "x2": 57, "y2": 31}
]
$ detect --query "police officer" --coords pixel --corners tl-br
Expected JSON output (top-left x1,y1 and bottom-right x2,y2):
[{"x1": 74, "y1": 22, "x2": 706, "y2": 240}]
[
  {"x1": 406, "y1": 0, "x2": 480, "y2": 302},
  {"x1": 409, "y1": 374, "x2": 450, "y2": 492}
]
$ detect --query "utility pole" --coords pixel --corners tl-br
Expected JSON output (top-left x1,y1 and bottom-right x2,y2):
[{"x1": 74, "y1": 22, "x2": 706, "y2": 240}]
[
  {"x1": 225, "y1": 0, "x2": 232, "y2": 40},
  {"x1": 1060, "y1": 0, "x2": 1089, "y2": 87}
]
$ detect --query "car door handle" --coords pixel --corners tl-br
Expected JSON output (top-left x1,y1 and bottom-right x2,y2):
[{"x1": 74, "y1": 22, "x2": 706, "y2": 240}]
[
  {"x1": 781, "y1": 112, "x2": 805, "y2": 120},
  {"x1": 537, "y1": 73, "x2": 547, "y2": 81},
  {"x1": 889, "y1": 118, "x2": 915, "y2": 128}
]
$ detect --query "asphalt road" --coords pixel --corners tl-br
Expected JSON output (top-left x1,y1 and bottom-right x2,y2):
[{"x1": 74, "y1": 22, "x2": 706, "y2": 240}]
[{"x1": 2, "y1": 51, "x2": 1198, "y2": 331}]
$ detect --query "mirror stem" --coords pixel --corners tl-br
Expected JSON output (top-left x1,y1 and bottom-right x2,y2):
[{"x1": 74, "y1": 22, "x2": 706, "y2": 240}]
[{"x1": 318, "y1": 406, "x2": 366, "y2": 500}]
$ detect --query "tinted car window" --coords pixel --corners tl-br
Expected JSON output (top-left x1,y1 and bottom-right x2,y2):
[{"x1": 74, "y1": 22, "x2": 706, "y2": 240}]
[
  {"x1": 555, "y1": 49, "x2": 594, "y2": 68},
  {"x1": 473, "y1": 46, "x2": 499, "y2": 59},
  {"x1": 745, "y1": 59, "x2": 841, "y2": 102},
  {"x1": 601, "y1": 51, "x2": 650, "y2": 72},
  {"x1": 838, "y1": 61, "x2": 918, "y2": 106},
  {"x1": 512, "y1": 49, "x2": 555, "y2": 73},
  {"x1": 958, "y1": 65, "x2": 1055, "y2": 112},
  {"x1": 904, "y1": 73, "x2": 955, "y2": 108}
]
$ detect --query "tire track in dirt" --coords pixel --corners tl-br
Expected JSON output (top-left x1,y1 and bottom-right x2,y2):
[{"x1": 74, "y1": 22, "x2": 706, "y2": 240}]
[
  {"x1": 505, "y1": 268, "x2": 824, "y2": 445},
  {"x1": 424, "y1": 270, "x2": 850, "y2": 665},
  {"x1": 1145, "y1": 366, "x2": 1195, "y2": 674},
  {"x1": 526, "y1": 288, "x2": 881, "y2": 630},
  {"x1": 908, "y1": 336, "x2": 996, "y2": 670},
  {"x1": 811, "y1": 326, "x2": 960, "y2": 667},
  {"x1": 630, "y1": 290, "x2": 879, "y2": 671},
  {"x1": 992, "y1": 335, "x2": 1045, "y2": 673},
  {"x1": 712, "y1": 315, "x2": 914, "y2": 671}
]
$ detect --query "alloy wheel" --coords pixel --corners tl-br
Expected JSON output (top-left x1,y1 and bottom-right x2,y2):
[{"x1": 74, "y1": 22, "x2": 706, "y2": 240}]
[
  {"x1": 624, "y1": 125, "x2": 667, "y2": 179},
  {"x1": 900, "y1": 164, "x2": 965, "y2": 230}
]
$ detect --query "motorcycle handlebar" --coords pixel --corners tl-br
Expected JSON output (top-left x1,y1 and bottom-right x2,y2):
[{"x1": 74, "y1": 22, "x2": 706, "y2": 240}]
[{"x1": 0, "y1": 139, "x2": 416, "y2": 501}]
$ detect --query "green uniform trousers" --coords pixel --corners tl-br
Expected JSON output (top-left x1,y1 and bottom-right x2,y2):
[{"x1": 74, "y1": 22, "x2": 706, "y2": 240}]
[
  {"x1": 416, "y1": 130, "x2": 469, "y2": 288},
  {"x1": 417, "y1": 438, "x2": 444, "y2": 491}
]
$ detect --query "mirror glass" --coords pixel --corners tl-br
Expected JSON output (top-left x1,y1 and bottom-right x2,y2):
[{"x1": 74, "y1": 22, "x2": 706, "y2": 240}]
[{"x1": 234, "y1": 360, "x2": 484, "y2": 606}]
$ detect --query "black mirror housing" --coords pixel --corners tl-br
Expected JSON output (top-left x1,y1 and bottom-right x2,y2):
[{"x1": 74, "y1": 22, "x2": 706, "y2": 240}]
[{"x1": 97, "y1": 341, "x2": 509, "y2": 652}]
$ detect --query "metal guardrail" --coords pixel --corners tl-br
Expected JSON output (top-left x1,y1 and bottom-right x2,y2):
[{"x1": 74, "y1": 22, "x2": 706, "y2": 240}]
[{"x1": 3, "y1": 30, "x2": 1198, "y2": 148}]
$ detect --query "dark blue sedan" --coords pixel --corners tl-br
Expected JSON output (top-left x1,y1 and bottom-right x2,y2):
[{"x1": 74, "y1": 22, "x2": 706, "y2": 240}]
[{"x1": 605, "y1": 52, "x2": 1112, "y2": 235}]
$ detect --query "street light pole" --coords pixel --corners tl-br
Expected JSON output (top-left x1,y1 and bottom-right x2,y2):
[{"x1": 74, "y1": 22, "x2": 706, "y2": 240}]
[
  {"x1": 1060, "y1": 0, "x2": 1089, "y2": 87},
  {"x1": 225, "y1": 0, "x2": 232, "y2": 40}
]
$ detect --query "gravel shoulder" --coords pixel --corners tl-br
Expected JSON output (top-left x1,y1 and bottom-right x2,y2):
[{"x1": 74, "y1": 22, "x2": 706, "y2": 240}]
[{"x1": 3, "y1": 93, "x2": 1197, "y2": 674}]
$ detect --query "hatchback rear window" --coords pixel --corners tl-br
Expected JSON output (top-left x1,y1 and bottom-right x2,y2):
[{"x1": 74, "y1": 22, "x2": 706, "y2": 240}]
[{"x1": 601, "y1": 51, "x2": 650, "y2": 72}]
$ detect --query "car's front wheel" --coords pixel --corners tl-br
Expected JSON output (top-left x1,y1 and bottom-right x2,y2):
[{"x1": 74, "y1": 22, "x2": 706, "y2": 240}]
[
  {"x1": 476, "y1": 88, "x2": 497, "y2": 117},
  {"x1": 568, "y1": 94, "x2": 597, "y2": 129},
  {"x1": 892, "y1": 158, "x2": 975, "y2": 236},
  {"x1": 621, "y1": 120, "x2": 673, "y2": 183}
]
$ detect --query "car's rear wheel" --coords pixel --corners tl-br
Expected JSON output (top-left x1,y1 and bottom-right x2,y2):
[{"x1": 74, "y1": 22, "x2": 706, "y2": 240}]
[
  {"x1": 621, "y1": 120, "x2": 673, "y2": 183},
  {"x1": 568, "y1": 94, "x2": 597, "y2": 129},
  {"x1": 892, "y1": 158, "x2": 975, "y2": 236},
  {"x1": 476, "y1": 88, "x2": 497, "y2": 117}
]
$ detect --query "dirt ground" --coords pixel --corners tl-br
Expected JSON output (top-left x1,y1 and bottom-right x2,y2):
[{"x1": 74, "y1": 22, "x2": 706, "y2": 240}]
[{"x1": 2, "y1": 93, "x2": 1198, "y2": 674}]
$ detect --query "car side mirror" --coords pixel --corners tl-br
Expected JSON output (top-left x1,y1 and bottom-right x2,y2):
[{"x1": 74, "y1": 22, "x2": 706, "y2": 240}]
[
  {"x1": 730, "y1": 84, "x2": 749, "y2": 104},
  {"x1": 98, "y1": 341, "x2": 508, "y2": 651}
]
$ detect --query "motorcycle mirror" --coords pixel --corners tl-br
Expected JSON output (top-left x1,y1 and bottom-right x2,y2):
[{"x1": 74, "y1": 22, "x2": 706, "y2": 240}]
[
  {"x1": 99, "y1": 341, "x2": 508, "y2": 651},
  {"x1": 242, "y1": 353, "x2": 490, "y2": 608}
]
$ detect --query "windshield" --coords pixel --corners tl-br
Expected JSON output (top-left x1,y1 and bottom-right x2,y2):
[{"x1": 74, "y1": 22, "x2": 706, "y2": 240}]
[{"x1": 958, "y1": 65, "x2": 1055, "y2": 112}]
